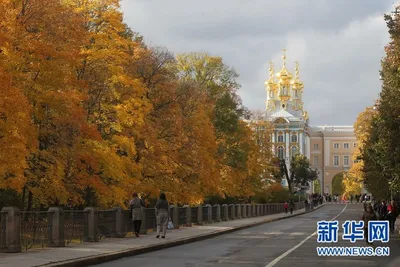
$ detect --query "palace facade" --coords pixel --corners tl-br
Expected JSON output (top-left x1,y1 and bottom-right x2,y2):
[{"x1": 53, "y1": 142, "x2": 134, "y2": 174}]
[{"x1": 246, "y1": 50, "x2": 358, "y2": 195}]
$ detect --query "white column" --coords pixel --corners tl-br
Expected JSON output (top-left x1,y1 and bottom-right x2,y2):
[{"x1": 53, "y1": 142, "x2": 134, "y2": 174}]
[
  {"x1": 271, "y1": 132, "x2": 275, "y2": 155},
  {"x1": 299, "y1": 131, "x2": 304, "y2": 155},
  {"x1": 285, "y1": 131, "x2": 290, "y2": 159}
]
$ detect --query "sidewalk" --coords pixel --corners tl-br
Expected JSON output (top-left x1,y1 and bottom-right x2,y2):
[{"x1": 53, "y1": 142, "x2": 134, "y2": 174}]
[{"x1": 0, "y1": 205, "x2": 325, "y2": 267}]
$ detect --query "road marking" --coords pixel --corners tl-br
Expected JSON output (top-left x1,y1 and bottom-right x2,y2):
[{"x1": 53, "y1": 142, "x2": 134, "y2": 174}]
[{"x1": 264, "y1": 204, "x2": 348, "y2": 267}]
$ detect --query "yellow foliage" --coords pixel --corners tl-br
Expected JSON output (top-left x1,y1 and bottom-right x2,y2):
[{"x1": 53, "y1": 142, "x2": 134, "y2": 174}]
[
  {"x1": 343, "y1": 106, "x2": 375, "y2": 196},
  {"x1": 0, "y1": 0, "x2": 276, "y2": 209}
]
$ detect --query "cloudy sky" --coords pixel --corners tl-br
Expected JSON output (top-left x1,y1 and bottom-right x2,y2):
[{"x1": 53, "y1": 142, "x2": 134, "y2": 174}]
[{"x1": 121, "y1": 0, "x2": 392, "y2": 126}]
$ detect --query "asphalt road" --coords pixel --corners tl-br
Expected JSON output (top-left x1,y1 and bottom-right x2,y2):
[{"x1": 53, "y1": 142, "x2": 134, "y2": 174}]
[{"x1": 94, "y1": 204, "x2": 400, "y2": 267}]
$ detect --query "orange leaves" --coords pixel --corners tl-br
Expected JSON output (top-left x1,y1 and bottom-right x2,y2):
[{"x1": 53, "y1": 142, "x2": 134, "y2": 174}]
[
  {"x1": 0, "y1": 70, "x2": 37, "y2": 192},
  {"x1": 0, "y1": 0, "x2": 277, "y2": 209}
]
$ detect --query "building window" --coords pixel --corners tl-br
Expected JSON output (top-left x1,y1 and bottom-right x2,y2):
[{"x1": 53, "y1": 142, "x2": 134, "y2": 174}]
[
  {"x1": 291, "y1": 134, "x2": 297, "y2": 143},
  {"x1": 291, "y1": 146, "x2": 298, "y2": 157},
  {"x1": 278, "y1": 133, "x2": 284, "y2": 142},
  {"x1": 354, "y1": 143, "x2": 357, "y2": 148},
  {"x1": 278, "y1": 146, "x2": 285, "y2": 160},
  {"x1": 334, "y1": 156, "x2": 339, "y2": 166},
  {"x1": 333, "y1": 143, "x2": 339, "y2": 149},
  {"x1": 313, "y1": 156, "x2": 318, "y2": 165},
  {"x1": 344, "y1": 143, "x2": 349, "y2": 149},
  {"x1": 344, "y1": 155, "x2": 349, "y2": 166},
  {"x1": 313, "y1": 144, "x2": 318, "y2": 149}
]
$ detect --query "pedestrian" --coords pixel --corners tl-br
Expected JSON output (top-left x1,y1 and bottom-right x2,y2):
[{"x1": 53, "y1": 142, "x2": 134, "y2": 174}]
[
  {"x1": 155, "y1": 192, "x2": 170, "y2": 239},
  {"x1": 362, "y1": 203, "x2": 377, "y2": 245},
  {"x1": 378, "y1": 200, "x2": 388, "y2": 220},
  {"x1": 387, "y1": 200, "x2": 398, "y2": 233},
  {"x1": 284, "y1": 201, "x2": 289, "y2": 214},
  {"x1": 129, "y1": 192, "x2": 145, "y2": 237},
  {"x1": 289, "y1": 199, "x2": 294, "y2": 214}
]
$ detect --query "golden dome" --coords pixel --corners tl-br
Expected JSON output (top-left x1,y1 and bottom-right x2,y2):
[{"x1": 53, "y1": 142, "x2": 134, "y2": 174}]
[
  {"x1": 265, "y1": 61, "x2": 278, "y2": 90},
  {"x1": 292, "y1": 61, "x2": 304, "y2": 90},
  {"x1": 276, "y1": 49, "x2": 293, "y2": 80}
]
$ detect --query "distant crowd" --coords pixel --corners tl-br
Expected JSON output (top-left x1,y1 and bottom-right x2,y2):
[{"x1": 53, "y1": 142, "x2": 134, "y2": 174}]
[{"x1": 321, "y1": 193, "x2": 372, "y2": 203}]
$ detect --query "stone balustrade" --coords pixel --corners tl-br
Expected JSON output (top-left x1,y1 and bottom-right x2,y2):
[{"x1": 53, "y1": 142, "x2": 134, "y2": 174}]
[{"x1": 0, "y1": 202, "x2": 309, "y2": 253}]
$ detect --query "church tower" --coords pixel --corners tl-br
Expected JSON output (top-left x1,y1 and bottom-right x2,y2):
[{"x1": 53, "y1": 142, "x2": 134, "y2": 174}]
[{"x1": 264, "y1": 49, "x2": 311, "y2": 189}]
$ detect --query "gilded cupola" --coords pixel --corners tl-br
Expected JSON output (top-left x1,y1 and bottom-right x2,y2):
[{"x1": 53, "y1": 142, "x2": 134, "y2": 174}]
[{"x1": 264, "y1": 49, "x2": 308, "y2": 121}]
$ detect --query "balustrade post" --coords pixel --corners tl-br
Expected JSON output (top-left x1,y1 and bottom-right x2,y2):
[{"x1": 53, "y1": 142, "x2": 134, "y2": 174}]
[
  {"x1": 206, "y1": 204, "x2": 212, "y2": 223},
  {"x1": 184, "y1": 205, "x2": 191, "y2": 226},
  {"x1": 235, "y1": 204, "x2": 241, "y2": 218},
  {"x1": 222, "y1": 204, "x2": 228, "y2": 221},
  {"x1": 112, "y1": 207, "x2": 126, "y2": 238},
  {"x1": 139, "y1": 208, "x2": 148, "y2": 235},
  {"x1": 0, "y1": 207, "x2": 21, "y2": 252},
  {"x1": 229, "y1": 204, "x2": 235, "y2": 219},
  {"x1": 197, "y1": 205, "x2": 203, "y2": 225},
  {"x1": 170, "y1": 205, "x2": 179, "y2": 229},
  {"x1": 251, "y1": 204, "x2": 256, "y2": 216},
  {"x1": 214, "y1": 204, "x2": 221, "y2": 222},
  {"x1": 84, "y1": 207, "x2": 98, "y2": 242},
  {"x1": 48, "y1": 207, "x2": 65, "y2": 247},
  {"x1": 247, "y1": 204, "x2": 251, "y2": 217},
  {"x1": 241, "y1": 204, "x2": 246, "y2": 218},
  {"x1": 175, "y1": 205, "x2": 180, "y2": 229}
]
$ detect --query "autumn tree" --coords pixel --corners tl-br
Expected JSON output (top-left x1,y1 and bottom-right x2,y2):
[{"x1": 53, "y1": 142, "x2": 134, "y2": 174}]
[
  {"x1": 345, "y1": 106, "x2": 376, "y2": 197},
  {"x1": 0, "y1": 0, "x2": 280, "y2": 208},
  {"x1": 351, "y1": 7, "x2": 400, "y2": 200},
  {"x1": 0, "y1": 0, "x2": 98, "y2": 209},
  {"x1": 176, "y1": 53, "x2": 258, "y2": 199}
]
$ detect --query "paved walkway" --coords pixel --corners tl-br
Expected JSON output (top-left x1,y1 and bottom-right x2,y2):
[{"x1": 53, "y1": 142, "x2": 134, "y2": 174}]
[
  {"x1": 0, "y1": 207, "x2": 320, "y2": 267},
  {"x1": 93, "y1": 204, "x2": 400, "y2": 267}
]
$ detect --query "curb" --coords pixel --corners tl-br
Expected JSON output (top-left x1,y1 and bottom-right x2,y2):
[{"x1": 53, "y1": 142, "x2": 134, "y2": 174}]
[{"x1": 37, "y1": 204, "x2": 326, "y2": 267}]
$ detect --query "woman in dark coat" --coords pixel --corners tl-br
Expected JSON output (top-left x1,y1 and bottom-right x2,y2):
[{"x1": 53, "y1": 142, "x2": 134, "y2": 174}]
[{"x1": 129, "y1": 192, "x2": 145, "y2": 237}]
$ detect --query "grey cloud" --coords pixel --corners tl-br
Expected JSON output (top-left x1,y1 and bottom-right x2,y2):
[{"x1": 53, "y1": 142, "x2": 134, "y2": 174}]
[
  {"x1": 122, "y1": 0, "x2": 389, "y2": 41},
  {"x1": 121, "y1": 0, "x2": 393, "y2": 125}
]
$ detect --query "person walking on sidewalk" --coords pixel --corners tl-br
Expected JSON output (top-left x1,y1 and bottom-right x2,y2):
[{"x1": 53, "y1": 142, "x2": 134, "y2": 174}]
[
  {"x1": 284, "y1": 201, "x2": 289, "y2": 214},
  {"x1": 155, "y1": 192, "x2": 170, "y2": 239},
  {"x1": 378, "y1": 200, "x2": 388, "y2": 220},
  {"x1": 289, "y1": 200, "x2": 294, "y2": 214},
  {"x1": 129, "y1": 192, "x2": 145, "y2": 237},
  {"x1": 387, "y1": 200, "x2": 398, "y2": 233},
  {"x1": 362, "y1": 203, "x2": 377, "y2": 245}
]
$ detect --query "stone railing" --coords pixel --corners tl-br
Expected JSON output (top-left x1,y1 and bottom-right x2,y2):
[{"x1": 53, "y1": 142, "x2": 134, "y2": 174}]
[{"x1": 0, "y1": 201, "x2": 316, "y2": 253}]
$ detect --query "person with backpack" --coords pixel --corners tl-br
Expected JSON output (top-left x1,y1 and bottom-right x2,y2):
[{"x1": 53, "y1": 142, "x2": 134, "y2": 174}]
[{"x1": 387, "y1": 200, "x2": 398, "y2": 233}]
